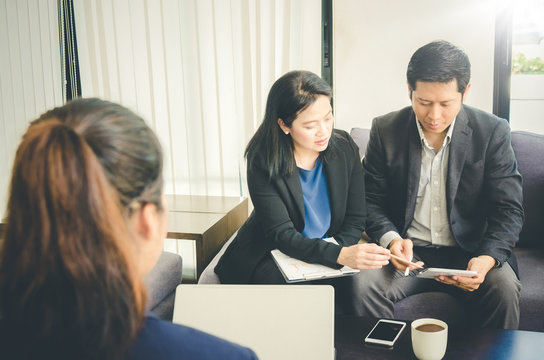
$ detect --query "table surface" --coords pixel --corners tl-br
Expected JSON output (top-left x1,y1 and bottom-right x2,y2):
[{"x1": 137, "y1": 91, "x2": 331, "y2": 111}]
[
  {"x1": 165, "y1": 194, "x2": 246, "y2": 214},
  {"x1": 167, "y1": 211, "x2": 225, "y2": 237},
  {"x1": 335, "y1": 316, "x2": 544, "y2": 360}
]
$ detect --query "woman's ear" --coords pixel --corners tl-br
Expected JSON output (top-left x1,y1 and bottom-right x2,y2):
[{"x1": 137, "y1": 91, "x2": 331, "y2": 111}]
[
  {"x1": 277, "y1": 118, "x2": 289, "y2": 135},
  {"x1": 131, "y1": 203, "x2": 159, "y2": 243},
  {"x1": 130, "y1": 202, "x2": 166, "y2": 275}
]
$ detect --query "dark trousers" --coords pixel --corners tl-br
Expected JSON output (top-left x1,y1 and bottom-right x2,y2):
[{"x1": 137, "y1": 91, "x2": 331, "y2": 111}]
[{"x1": 351, "y1": 246, "x2": 521, "y2": 329}]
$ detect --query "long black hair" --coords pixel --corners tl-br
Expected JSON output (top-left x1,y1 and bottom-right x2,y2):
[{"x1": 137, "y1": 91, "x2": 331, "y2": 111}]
[{"x1": 245, "y1": 70, "x2": 334, "y2": 178}]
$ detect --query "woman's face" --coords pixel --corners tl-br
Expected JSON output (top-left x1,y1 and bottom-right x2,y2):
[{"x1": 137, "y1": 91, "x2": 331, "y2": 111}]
[{"x1": 279, "y1": 95, "x2": 333, "y2": 160}]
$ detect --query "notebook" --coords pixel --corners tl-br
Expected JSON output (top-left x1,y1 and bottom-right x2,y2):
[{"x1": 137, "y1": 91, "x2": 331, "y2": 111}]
[
  {"x1": 271, "y1": 237, "x2": 360, "y2": 283},
  {"x1": 172, "y1": 284, "x2": 335, "y2": 360}
]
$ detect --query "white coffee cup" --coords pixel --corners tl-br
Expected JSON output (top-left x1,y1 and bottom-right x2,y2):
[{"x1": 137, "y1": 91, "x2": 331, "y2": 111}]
[{"x1": 411, "y1": 318, "x2": 448, "y2": 360}]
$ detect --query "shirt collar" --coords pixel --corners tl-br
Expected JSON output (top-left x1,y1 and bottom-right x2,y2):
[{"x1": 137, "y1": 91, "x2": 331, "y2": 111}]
[{"x1": 415, "y1": 116, "x2": 456, "y2": 150}]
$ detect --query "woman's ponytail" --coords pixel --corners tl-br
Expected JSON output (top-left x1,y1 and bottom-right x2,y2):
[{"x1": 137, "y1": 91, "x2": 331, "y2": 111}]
[{"x1": 1, "y1": 108, "x2": 149, "y2": 359}]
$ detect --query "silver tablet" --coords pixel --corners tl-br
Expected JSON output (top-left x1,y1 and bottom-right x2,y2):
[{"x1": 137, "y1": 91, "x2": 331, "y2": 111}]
[{"x1": 416, "y1": 268, "x2": 477, "y2": 279}]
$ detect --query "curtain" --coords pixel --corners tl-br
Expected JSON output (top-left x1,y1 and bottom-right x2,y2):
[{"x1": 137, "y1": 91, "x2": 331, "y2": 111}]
[
  {"x1": 0, "y1": 0, "x2": 63, "y2": 213},
  {"x1": 73, "y1": 0, "x2": 321, "y2": 197}
]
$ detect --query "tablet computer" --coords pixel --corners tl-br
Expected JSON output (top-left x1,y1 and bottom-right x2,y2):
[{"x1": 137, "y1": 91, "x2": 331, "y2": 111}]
[{"x1": 416, "y1": 268, "x2": 477, "y2": 279}]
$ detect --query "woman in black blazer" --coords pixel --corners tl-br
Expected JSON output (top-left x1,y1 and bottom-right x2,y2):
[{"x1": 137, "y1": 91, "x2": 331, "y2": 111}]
[{"x1": 215, "y1": 71, "x2": 390, "y2": 309}]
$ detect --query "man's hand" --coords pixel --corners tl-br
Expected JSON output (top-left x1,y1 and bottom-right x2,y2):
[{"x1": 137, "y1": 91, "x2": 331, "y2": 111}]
[
  {"x1": 337, "y1": 243, "x2": 391, "y2": 270},
  {"x1": 388, "y1": 238, "x2": 424, "y2": 271},
  {"x1": 436, "y1": 255, "x2": 496, "y2": 291}
]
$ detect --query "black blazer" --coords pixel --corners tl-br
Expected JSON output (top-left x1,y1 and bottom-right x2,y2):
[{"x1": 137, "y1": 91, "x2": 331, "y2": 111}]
[
  {"x1": 363, "y1": 105, "x2": 524, "y2": 266},
  {"x1": 215, "y1": 129, "x2": 366, "y2": 284}
]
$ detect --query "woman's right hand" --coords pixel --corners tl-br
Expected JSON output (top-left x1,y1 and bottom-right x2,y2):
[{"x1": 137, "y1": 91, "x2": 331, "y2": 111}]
[{"x1": 336, "y1": 243, "x2": 391, "y2": 270}]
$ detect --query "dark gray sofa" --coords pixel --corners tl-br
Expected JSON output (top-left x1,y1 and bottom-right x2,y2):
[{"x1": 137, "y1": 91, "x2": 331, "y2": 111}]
[
  {"x1": 144, "y1": 251, "x2": 183, "y2": 321},
  {"x1": 351, "y1": 128, "x2": 544, "y2": 332}
]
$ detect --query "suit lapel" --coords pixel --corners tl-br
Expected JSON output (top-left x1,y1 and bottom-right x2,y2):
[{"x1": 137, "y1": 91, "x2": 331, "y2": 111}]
[
  {"x1": 447, "y1": 106, "x2": 472, "y2": 214},
  {"x1": 284, "y1": 169, "x2": 305, "y2": 222},
  {"x1": 404, "y1": 114, "x2": 422, "y2": 231}
]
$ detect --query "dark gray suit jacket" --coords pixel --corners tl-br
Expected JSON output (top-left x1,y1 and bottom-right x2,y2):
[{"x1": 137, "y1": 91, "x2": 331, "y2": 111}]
[
  {"x1": 215, "y1": 129, "x2": 366, "y2": 284},
  {"x1": 363, "y1": 105, "x2": 524, "y2": 266}
]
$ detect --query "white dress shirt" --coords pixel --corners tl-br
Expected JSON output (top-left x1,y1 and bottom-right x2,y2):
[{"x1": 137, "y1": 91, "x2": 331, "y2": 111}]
[{"x1": 379, "y1": 117, "x2": 457, "y2": 248}]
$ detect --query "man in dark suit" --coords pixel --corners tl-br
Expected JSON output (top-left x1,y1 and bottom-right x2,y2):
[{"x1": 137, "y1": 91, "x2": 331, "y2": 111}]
[{"x1": 358, "y1": 40, "x2": 524, "y2": 329}]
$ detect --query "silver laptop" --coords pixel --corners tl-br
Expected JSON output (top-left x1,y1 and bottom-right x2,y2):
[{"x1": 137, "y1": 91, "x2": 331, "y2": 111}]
[{"x1": 172, "y1": 284, "x2": 335, "y2": 360}]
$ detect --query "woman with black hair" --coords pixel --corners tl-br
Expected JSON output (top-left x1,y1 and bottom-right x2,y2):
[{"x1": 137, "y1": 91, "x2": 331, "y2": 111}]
[{"x1": 215, "y1": 71, "x2": 391, "y2": 312}]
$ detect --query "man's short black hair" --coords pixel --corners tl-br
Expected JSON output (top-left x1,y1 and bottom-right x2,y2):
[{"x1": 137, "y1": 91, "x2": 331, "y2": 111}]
[{"x1": 407, "y1": 40, "x2": 471, "y2": 94}]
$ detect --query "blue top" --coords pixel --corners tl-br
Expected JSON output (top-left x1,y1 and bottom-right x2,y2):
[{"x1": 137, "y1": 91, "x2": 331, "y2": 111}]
[
  {"x1": 298, "y1": 159, "x2": 331, "y2": 239},
  {"x1": 125, "y1": 315, "x2": 258, "y2": 359},
  {"x1": 0, "y1": 314, "x2": 258, "y2": 359}
]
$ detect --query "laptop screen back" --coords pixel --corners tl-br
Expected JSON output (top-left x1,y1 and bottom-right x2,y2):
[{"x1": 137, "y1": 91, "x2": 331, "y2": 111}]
[{"x1": 172, "y1": 284, "x2": 334, "y2": 360}]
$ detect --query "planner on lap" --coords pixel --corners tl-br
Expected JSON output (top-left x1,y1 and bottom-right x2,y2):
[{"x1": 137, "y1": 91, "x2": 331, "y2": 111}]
[{"x1": 270, "y1": 238, "x2": 359, "y2": 283}]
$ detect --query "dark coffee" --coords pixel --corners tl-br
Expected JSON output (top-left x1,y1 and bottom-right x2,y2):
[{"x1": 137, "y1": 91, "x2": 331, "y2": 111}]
[{"x1": 415, "y1": 323, "x2": 445, "y2": 332}]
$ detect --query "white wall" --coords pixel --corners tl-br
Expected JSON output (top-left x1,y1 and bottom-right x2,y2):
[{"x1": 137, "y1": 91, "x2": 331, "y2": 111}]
[{"x1": 333, "y1": 0, "x2": 499, "y2": 133}]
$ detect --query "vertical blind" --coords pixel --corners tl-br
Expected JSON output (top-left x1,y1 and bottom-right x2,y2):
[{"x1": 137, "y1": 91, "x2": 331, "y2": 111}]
[
  {"x1": 0, "y1": 0, "x2": 63, "y2": 212},
  {"x1": 73, "y1": 0, "x2": 321, "y2": 197}
]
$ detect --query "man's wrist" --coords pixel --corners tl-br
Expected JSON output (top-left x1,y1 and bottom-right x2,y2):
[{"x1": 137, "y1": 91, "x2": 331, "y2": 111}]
[
  {"x1": 493, "y1": 258, "x2": 501, "y2": 268},
  {"x1": 379, "y1": 231, "x2": 401, "y2": 248},
  {"x1": 477, "y1": 255, "x2": 498, "y2": 271}
]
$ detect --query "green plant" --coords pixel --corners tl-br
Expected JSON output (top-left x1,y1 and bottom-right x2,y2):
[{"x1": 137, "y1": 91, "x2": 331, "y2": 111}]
[{"x1": 512, "y1": 53, "x2": 544, "y2": 74}]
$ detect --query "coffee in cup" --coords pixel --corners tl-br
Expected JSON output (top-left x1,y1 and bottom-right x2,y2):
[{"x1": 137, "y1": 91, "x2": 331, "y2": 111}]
[
  {"x1": 415, "y1": 323, "x2": 445, "y2": 333},
  {"x1": 411, "y1": 318, "x2": 448, "y2": 360}
]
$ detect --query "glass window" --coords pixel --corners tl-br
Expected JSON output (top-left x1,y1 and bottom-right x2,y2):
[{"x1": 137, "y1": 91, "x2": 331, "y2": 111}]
[{"x1": 510, "y1": 0, "x2": 544, "y2": 134}]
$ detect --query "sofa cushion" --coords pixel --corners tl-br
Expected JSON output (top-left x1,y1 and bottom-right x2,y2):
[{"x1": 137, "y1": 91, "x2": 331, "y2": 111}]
[
  {"x1": 515, "y1": 247, "x2": 544, "y2": 331},
  {"x1": 511, "y1": 131, "x2": 544, "y2": 248},
  {"x1": 144, "y1": 251, "x2": 183, "y2": 320},
  {"x1": 349, "y1": 127, "x2": 370, "y2": 160}
]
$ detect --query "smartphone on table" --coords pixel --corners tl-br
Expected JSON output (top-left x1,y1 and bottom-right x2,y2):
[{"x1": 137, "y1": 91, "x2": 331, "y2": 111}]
[{"x1": 364, "y1": 319, "x2": 407, "y2": 347}]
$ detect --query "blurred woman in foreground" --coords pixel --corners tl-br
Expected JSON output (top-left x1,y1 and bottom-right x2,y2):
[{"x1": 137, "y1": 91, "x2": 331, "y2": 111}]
[{"x1": 0, "y1": 98, "x2": 257, "y2": 360}]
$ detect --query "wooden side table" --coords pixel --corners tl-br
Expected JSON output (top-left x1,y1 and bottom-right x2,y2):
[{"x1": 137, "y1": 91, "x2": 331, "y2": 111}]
[{"x1": 165, "y1": 195, "x2": 248, "y2": 281}]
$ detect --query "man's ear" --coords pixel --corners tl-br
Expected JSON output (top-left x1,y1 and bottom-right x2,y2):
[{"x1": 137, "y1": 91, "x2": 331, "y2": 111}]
[
  {"x1": 277, "y1": 118, "x2": 289, "y2": 134},
  {"x1": 407, "y1": 83, "x2": 413, "y2": 101},
  {"x1": 462, "y1": 83, "x2": 471, "y2": 103}
]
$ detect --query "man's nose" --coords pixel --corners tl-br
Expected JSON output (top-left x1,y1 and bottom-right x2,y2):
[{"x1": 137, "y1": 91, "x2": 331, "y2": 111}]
[{"x1": 428, "y1": 104, "x2": 441, "y2": 120}]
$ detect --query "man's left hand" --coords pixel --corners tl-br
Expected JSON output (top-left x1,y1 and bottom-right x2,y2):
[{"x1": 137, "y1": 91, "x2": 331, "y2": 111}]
[{"x1": 435, "y1": 255, "x2": 496, "y2": 291}]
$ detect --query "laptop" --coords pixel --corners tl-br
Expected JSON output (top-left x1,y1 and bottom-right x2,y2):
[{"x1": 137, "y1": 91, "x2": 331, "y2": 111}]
[{"x1": 172, "y1": 284, "x2": 335, "y2": 360}]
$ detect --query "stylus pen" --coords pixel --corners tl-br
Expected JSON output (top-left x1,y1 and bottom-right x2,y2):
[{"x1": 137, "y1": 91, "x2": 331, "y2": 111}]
[{"x1": 389, "y1": 254, "x2": 424, "y2": 269}]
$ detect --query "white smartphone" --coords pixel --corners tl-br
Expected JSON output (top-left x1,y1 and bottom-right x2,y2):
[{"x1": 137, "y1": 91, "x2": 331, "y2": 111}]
[
  {"x1": 364, "y1": 319, "x2": 407, "y2": 347},
  {"x1": 416, "y1": 267, "x2": 478, "y2": 279}
]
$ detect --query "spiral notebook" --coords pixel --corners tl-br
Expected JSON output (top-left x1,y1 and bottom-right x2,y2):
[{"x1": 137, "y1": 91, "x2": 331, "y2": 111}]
[{"x1": 270, "y1": 238, "x2": 359, "y2": 283}]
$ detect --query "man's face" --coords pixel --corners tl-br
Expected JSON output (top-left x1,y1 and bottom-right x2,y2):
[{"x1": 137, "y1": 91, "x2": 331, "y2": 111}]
[{"x1": 409, "y1": 79, "x2": 469, "y2": 134}]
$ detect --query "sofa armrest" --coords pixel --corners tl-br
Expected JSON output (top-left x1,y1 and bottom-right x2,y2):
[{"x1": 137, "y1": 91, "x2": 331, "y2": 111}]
[
  {"x1": 144, "y1": 251, "x2": 183, "y2": 320},
  {"x1": 198, "y1": 231, "x2": 238, "y2": 284}
]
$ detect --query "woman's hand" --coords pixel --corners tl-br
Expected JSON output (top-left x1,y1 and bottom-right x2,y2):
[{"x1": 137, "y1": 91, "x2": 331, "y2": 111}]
[{"x1": 337, "y1": 243, "x2": 391, "y2": 270}]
